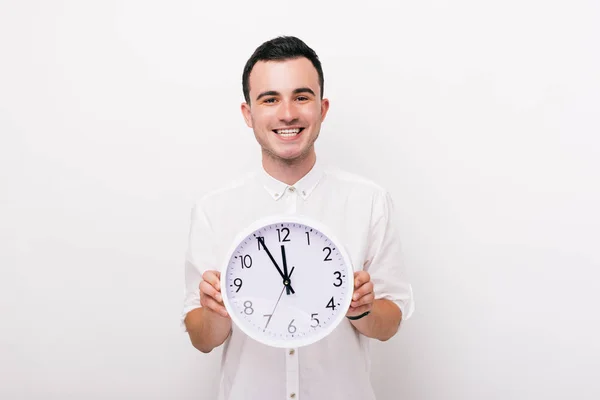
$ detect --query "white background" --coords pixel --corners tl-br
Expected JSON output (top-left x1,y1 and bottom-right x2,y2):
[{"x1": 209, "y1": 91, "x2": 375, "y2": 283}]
[{"x1": 1, "y1": 1, "x2": 599, "y2": 399}]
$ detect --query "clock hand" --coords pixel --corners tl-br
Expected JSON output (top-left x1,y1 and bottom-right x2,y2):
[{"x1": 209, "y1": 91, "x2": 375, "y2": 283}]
[
  {"x1": 258, "y1": 236, "x2": 295, "y2": 294},
  {"x1": 264, "y1": 266, "x2": 296, "y2": 330},
  {"x1": 258, "y1": 237, "x2": 286, "y2": 279},
  {"x1": 281, "y1": 245, "x2": 295, "y2": 295},
  {"x1": 265, "y1": 285, "x2": 286, "y2": 330},
  {"x1": 281, "y1": 245, "x2": 289, "y2": 278}
]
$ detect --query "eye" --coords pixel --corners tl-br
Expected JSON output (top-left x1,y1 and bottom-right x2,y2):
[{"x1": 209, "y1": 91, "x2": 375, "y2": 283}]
[
  {"x1": 296, "y1": 96, "x2": 310, "y2": 101},
  {"x1": 263, "y1": 97, "x2": 277, "y2": 104}
]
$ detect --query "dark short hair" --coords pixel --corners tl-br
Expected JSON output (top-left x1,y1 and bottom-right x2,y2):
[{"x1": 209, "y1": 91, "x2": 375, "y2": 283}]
[{"x1": 242, "y1": 36, "x2": 324, "y2": 104}]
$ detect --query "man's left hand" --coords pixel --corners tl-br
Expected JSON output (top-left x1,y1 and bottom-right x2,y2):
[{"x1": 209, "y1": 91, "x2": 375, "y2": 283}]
[{"x1": 346, "y1": 271, "x2": 374, "y2": 317}]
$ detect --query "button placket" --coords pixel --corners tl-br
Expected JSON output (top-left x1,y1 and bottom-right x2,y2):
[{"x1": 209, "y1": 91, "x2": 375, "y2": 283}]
[
  {"x1": 285, "y1": 186, "x2": 297, "y2": 213},
  {"x1": 286, "y1": 347, "x2": 299, "y2": 399}
]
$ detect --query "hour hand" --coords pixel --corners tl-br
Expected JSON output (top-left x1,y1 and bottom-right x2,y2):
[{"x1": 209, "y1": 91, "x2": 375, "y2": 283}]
[{"x1": 258, "y1": 236, "x2": 287, "y2": 279}]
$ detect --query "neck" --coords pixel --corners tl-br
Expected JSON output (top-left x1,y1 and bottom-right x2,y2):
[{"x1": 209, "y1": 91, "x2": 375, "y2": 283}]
[{"x1": 262, "y1": 150, "x2": 316, "y2": 186}]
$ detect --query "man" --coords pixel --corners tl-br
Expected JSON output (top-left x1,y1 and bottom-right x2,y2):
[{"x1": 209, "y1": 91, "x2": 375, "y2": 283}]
[{"x1": 182, "y1": 36, "x2": 414, "y2": 400}]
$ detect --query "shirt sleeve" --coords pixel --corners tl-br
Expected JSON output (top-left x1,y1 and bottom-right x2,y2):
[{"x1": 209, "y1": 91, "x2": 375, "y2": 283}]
[
  {"x1": 363, "y1": 190, "x2": 415, "y2": 321},
  {"x1": 180, "y1": 200, "x2": 218, "y2": 332}
]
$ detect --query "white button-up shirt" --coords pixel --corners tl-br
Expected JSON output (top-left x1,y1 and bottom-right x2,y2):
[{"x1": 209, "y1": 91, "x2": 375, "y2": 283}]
[{"x1": 182, "y1": 159, "x2": 414, "y2": 400}]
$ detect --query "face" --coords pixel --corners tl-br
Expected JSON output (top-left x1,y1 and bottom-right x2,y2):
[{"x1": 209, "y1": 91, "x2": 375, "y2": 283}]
[{"x1": 241, "y1": 57, "x2": 329, "y2": 164}]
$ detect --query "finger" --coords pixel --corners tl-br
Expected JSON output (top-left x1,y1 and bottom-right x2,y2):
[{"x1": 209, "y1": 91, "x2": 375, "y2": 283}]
[
  {"x1": 352, "y1": 281, "x2": 374, "y2": 301},
  {"x1": 202, "y1": 270, "x2": 221, "y2": 291},
  {"x1": 354, "y1": 271, "x2": 370, "y2": 288},
  {"x1": 352, "y1": 292, "x2": 374, "y2": 308},
  {"x1": 200, "y1": 280, "x2": 222, "y2": 303},
  {"x1": 203, "y1": 297, "x2": 229, "y2": 317}
]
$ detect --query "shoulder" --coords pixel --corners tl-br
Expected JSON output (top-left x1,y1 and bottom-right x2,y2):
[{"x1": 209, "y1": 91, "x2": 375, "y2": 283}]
[
  {"x1": 321, "y1": 165, "x2": 397, "y2": 220},
  {"x1": 192, "y1": 171, "x2": 257, "y2": 213},
  {"x1": 323, "y1": 165, "x2": 389, "y2": 197}
]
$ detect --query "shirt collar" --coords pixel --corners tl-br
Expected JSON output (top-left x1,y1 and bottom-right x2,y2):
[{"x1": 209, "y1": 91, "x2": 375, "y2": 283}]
[{"x1": 258, "y1": 158, "x2": 325, "y2": 201}]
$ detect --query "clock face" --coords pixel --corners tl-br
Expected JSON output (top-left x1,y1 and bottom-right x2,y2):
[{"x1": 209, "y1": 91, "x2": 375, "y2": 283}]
[{"x1": 220, "y1": 215, "x2": 354, "y2": 348}]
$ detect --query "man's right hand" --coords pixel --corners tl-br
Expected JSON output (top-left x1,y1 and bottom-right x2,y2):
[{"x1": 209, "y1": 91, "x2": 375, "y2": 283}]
[
  {"x1": 185, "y1": 270, "x2": 232, "y2": 353},
  {"x1": 199, "y1": 270, "x2": 229, "y2": 318}
]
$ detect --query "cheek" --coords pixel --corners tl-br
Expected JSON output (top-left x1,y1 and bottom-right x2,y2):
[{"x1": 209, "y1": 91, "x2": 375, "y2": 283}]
[
  {"x1": 301, "y1": 106, "x2": 322, "y2": 123},
  {"x1": 253, "y1": 109, "x2": 277, "y2": 127}
]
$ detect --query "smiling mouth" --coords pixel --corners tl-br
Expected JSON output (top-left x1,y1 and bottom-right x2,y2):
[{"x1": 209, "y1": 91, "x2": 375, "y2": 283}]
[{"x1": 273, "y1": 128, "x2": 305, "y2": 137}]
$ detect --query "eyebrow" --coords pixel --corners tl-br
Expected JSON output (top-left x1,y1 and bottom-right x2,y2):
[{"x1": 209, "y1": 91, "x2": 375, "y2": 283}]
[{"x1": 255, "y1": 87, "x2": 316, "y2": 101}]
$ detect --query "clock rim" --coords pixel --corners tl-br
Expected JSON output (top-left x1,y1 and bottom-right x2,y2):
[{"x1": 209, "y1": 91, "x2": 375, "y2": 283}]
[{"x1": 219, "y1": 213, "x2": 355, "y2": 349}]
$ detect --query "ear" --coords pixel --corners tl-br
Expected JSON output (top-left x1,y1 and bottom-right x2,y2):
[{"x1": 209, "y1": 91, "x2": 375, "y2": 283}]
[
  {"x1": 241, "y1": 102, "x2": 253, "y2": 128},
  {"x1": 320, "y1": 98, "x2": 330, "y2": 122}
]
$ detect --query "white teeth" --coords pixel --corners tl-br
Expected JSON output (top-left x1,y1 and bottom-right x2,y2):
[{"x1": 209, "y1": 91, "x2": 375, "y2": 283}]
[{"x1": 276, "y1": 128, "x2": 301, "y2": 136}]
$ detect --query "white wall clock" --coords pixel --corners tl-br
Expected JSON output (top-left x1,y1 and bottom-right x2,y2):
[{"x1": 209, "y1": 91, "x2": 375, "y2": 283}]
[{"x1": 220, "y1": 215, "x2": 354, "y2": 348}]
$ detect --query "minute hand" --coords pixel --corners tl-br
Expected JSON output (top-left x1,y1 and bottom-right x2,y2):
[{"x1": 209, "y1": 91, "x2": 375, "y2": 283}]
[{"x1": 280, "y1": 245, "x2": 294, "y2": 295}]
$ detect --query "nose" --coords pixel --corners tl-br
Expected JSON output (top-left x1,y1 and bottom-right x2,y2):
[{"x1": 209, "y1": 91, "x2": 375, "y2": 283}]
[{"x1": 276, "y1": 100, "x2": 299, "y2": 124}]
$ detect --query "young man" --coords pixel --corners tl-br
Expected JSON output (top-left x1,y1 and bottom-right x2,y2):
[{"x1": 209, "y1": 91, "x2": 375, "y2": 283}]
[{"x1": 182, "y1": 36, "x2": 414, "y2": 400}]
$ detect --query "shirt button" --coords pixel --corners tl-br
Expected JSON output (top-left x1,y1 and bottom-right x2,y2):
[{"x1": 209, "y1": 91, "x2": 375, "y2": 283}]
[
  {"x1": 290, "y1": 393, "x2": 296, "y2": 399},
  {"x1": 289, "y1": 349, "x2": 295, "y2": 355},
  {"x1": 288, "y1": 187, "x2": 296, "y2": 193}
]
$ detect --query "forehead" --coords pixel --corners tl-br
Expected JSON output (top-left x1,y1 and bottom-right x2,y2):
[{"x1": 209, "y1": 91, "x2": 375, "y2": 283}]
[{"x1": 248, "y1": 57, "x2": 320, "y2": 98}]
